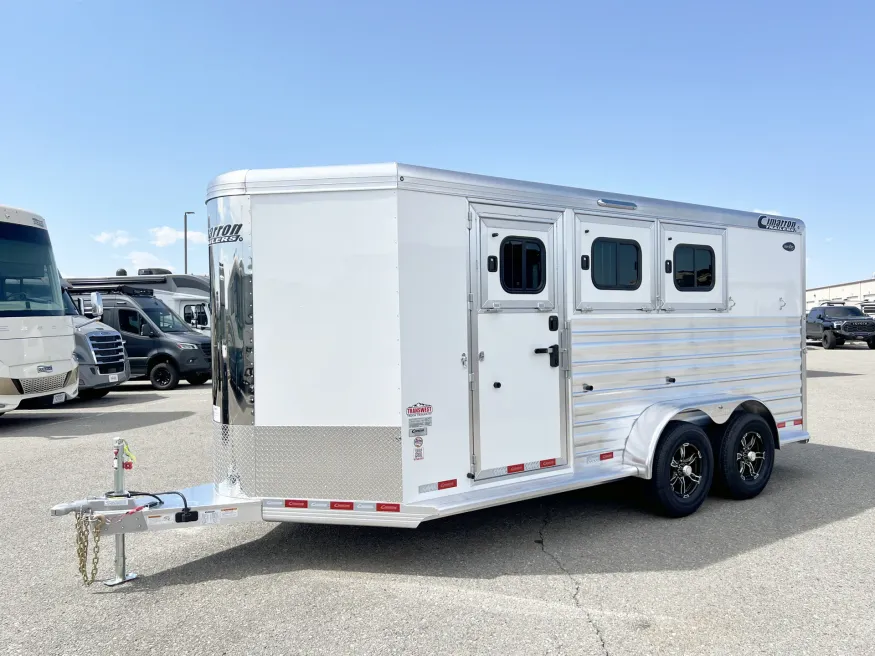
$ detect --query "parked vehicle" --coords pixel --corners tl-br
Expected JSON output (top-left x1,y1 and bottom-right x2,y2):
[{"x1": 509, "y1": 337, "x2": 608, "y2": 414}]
[
  {"x1": 806, "y1": 304, "x2": 875, "y2": 349},
  {"x1": 68, "y1": 284, "x2": 210, "y2": 390},
  {"x1": 0, "y1": 206, "x2": 80, "y2": 414},
  {"x1": 60, "y1": 279, "x2": 130, "y2": 399},
  {"x1": 67, "y1": 273, "x2": 210, "y2": 333},
  {"x1": 53, "y1": 164, "x2": 809, "y2": 581}
]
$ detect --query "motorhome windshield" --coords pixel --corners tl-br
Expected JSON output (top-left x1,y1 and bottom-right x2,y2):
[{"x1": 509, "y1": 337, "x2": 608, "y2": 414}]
[
  {"x1": 62, "y1": 290, "x2": 80, "y2": 316},
  {"x1": 139, "y1": 298, "x2": 193, "y2": 333},
  {"x1": 0, "y1": 222, "x2": 63, "y2": 317},
  {"x1": 824, "y1": 306, "x2": 865, "y2": 318}
]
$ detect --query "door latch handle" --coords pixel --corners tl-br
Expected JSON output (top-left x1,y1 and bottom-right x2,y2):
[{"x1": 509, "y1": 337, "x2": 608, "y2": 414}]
[{"x1": 534, "y1": 344, "x2": 560, "y2": 368}]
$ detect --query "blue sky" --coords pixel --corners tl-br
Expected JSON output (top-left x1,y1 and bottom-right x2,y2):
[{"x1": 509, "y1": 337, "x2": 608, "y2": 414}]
[{"x1": 0, "y1": 1, "x2": 871, "y2": 286}]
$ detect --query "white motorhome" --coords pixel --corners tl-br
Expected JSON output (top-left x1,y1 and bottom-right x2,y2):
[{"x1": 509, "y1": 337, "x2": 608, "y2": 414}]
[
  {"x1": 53, "y1": 165, "x2": 809, "y2": 582},
  {"x1": 0, "y1": 206, "x2": 79, "y2": 414}
]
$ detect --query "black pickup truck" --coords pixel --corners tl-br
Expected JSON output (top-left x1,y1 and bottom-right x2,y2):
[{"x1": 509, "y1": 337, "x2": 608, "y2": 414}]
[{"x1": 806, "y1": 305, "x2": 875, "y2": 349}]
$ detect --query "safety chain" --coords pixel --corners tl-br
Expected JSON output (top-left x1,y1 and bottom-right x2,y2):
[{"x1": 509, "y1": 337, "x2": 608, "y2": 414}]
[{"x1": 74, "y1": 512, "x2": 104, "y2": 586}]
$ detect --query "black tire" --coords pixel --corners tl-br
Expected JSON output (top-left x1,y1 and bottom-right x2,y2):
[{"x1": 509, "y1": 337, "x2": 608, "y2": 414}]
[
  {"x1": 822, "y1": 331, "x2": 837, "y2": 349},
  {"x1": 78, "y1": 388, "x2": 111, "y2": 401},
  {"x1": 185, "y1": 373, "x2": 210, "y2": 386},
  {"x1": 835, "y1": 338, "x2": 845, "y2": 346},
  {"x1": 714, "y1": 413, "x2": 775, "y2": 500},
  {"x1": 648, "y1": 422, "x2": 714, "y2": 518},
  {"x1": 149, "y1": 361, "x2": 180, "y2": 391},
  {"x1": 868, "y1": 339, "x2": 875, "y2": 350}
]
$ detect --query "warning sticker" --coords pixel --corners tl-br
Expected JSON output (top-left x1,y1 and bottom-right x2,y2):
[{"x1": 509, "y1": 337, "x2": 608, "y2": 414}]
[
  {"x1": 413, "y1": 436, "x2": 424, "y2": 448},
  {"x1": 406, "y1": 403, "x2": 433, "y2": 417},
  {"x1": 220, "y1": 507, "x2": 238, "y2": 519},
  {"x1": 212, "y1": 405, "x2": 221, "y2": 423},
  {"x1": 203, "y1": 510, "x2": 220, "y2": 525},
  {"x1": 414, "y1": 447, "x2": 424, "y2": 461},
  {"x1": 104, "y1": 497, "x2": 128, "y2": 507},
  {"x1": 409, "y1": 427, "x2": 427, "y2": 437},
  {"x1": 408, "y1": 417, "x2": 432, "y2": 428}
]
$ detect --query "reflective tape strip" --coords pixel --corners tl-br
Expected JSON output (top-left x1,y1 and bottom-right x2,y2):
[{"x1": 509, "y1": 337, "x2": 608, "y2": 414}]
[
  {"x1": 481, "y1": 458, "x2": 561, "y2": 479},
  {"x1": 418, "y1": 478, "x2": 458, "y2": 494},
  {"x1": 330, "y1": 501, "x2": 354, "y2": 510},
  {"x1": 276, "y1": 499, "x2": 401, "y2": 512},
  {"x1": 777, "y1": 418, "x2": 803, "y2": 429}
]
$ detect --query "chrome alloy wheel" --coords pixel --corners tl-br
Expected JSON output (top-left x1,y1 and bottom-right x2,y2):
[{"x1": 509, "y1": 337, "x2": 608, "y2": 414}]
[
  {"x1": 737, "y1": 431, "x2": 766, "y2": 481},
  {"x1": 669, "y1": 442, "x2": 703, "y2": 499}
]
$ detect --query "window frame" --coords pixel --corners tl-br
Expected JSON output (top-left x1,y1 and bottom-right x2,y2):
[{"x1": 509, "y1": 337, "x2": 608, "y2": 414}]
[
  {"x1": 117, "y1": 309, "x2": 147, "y2": 335},
  {"x1": 498, "y1": 235, "x2": 547, "y2": 295},
  {"x1": 590, "y1": 237, "x2": 643, "y2": 292},
  {"x1": 672, "y1": 243, "x2": 716, "y2": 293}
]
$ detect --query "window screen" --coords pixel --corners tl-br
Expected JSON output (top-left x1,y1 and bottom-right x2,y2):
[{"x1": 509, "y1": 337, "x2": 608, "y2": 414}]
[
  {"x1": 500, "y1": 236, "x2": 546, "y2": 294},
  {"x1": 674, "y1": 245, "x2": 715, "y2": 291},
  {"x1": 591, "y1": 238, "x2": 641, "y2": 290}
]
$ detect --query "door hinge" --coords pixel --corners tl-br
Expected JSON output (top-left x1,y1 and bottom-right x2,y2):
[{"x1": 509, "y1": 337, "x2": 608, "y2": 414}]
[
  {"x1": 467, "y1": 213, "x2": 473, "y2": 230},
  {"x1": 467, "y1": 292, "x2": 473, "y2": 309},
  {"x1": 468, "y1": 373, "x2": 475, "y2": 390}
]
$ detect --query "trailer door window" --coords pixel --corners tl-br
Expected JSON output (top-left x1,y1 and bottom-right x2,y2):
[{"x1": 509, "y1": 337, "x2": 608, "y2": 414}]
[
  {"x1": 674, "y1": 245, "x2": 715, "y2": 291},
  {"x1": 500, "y1": 236, "x2": 546, "y2": 294},
  {"x1": 591, "y1": 238, "x2": 641, "y2": 290}
]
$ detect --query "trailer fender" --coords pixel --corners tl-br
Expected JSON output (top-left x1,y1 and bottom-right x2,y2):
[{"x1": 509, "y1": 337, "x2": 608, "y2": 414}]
[{"x1": 623, "y1": 395, "x2": 774, "y2": 479}]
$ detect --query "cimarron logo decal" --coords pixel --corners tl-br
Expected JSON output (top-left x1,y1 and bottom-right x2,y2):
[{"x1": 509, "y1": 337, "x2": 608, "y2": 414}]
[
  {"x1": 208, "y1": 224, "x2": 243, "y2": 245},
  {"x1": 757, "y1": 215, "x2": 798, "y2": 233}
]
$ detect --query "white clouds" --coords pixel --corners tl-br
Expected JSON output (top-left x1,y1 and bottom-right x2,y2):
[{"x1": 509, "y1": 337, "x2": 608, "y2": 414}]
[
  {"x1": 149, "y1": 226, "x2": 207, "y2": 247},
  {"x1": 125, "y1": 251, "x2": 175, "y2": 272},
  {"x1": 825, "y1": 237, "x2": 833, "y2": 243},
  {"x1": 753, "y1": 209, "x2": 783, "y2": 216},
  {"x1": 92, "y1": 230, "x2": 134, "y2": 247}
]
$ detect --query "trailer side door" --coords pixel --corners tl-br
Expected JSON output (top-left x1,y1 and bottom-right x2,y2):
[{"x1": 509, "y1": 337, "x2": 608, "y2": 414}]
[{"x1": 470, "y1": 204, "x2": 567, "y2": 480}]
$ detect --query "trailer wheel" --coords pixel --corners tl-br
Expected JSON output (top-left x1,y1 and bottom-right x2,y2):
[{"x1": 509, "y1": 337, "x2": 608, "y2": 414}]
[
  {"x1": 822, "y1": 331, "x2": 837, "y2": 349},
  {"x1": 149, "y1": 361, "x2": 180, "y2": 391},
  {"x1": 714, "y1": 413, "x2": 775, "y2": 500},
  {"x1": 648, "y1": 422, "x2": 714, "y2": 518}
]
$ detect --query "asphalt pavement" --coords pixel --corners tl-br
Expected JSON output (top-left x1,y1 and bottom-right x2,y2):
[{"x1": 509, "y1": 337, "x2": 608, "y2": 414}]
[{"x1": 1, "y1": 347, "x2": 873, "y2": 655}]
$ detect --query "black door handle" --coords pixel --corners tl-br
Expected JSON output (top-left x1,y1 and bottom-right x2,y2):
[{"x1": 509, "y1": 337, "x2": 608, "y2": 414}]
[{"x1": 534, "y1": 344, "x2": 560, "y2": 367}]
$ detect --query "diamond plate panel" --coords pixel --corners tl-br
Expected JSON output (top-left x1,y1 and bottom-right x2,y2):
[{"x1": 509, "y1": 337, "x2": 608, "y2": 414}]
[{"x1": 214, "y1": 424, "x2": 402, "y2": 502}]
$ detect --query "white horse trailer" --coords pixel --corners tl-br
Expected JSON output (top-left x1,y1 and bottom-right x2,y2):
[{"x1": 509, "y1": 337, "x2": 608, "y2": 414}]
[{"x1": 52, "y1": 164, "x2": 809, "y2": 584}]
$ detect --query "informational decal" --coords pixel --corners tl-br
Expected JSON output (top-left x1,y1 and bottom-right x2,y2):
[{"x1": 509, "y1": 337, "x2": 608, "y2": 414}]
[
  {"x1": 145, "y1": 514, "x2": 173, "y2": 527},
  {"x1": 757, "y1": 215, "x2": 799, "y2": 233},
  {"x1": 408, "y1": 417, "x2": 432, "y2": 428},
  {"x1": 406, "y1": 402, "x2": 433, "y2": 417},
  {"x1": 409, "y1": 427, "x2": 427, "y2": 437},
  {"x1": 782, "y1": 242, "x2": 796, "y2": 252},
  {"x1": 212, "y1": 405, "x2": 221, "y2": 423},
  {"x1": 414, "y1": 445, "x2": 424, "y2": 461},
  {"x1": 208, "y1": 224, "x2": 243, "y2": 245},
  {"x1": 104, "y1": 497, "x2": 128, "y2": 507},
  {"x1": 202, "y1": 510, "x2": 220, "y2": 525},
  {"x1": 413, "y1": 436, "x2": 424, "y2": 448},
  {"x1": 220, "y1": 507, "x2": 238, "y2": 519},
  {"x1": 31, "y1": 217, "x2": 46, "y2": 228}
]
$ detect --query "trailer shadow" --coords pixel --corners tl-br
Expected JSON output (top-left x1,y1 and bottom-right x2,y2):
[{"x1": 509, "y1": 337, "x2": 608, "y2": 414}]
[
  {"x1": 0, "y1": 411, "x2": 195, "y2": 439},
  {"x1": 121, "y1": 443, "x2": 875, "y2": 589},
  {"x1": 806, "y1": 370, "x2": 862, "y2": 378}
]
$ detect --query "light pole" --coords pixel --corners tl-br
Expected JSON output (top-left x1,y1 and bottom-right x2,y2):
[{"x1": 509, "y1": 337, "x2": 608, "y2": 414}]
[{"x1": 183, "y1": 211, "x2": 194, "y2": 273}]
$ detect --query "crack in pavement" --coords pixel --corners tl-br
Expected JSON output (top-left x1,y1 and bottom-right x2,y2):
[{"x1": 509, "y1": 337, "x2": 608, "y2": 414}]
[{"x1": 536, "y1": 507, "x2": 610, "y2": 656}]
